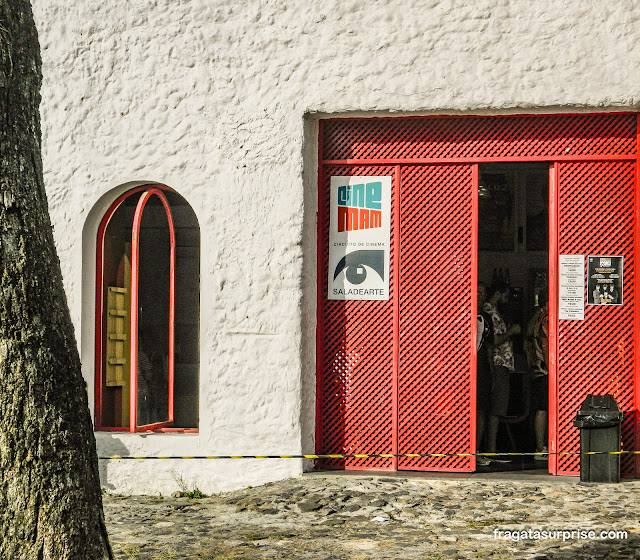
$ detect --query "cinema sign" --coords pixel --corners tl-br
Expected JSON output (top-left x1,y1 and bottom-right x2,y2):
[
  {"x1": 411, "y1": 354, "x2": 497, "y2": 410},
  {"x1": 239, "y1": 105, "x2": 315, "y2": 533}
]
[{"x1": 328, "y1": 176, "x2": 392, "y2": 301}]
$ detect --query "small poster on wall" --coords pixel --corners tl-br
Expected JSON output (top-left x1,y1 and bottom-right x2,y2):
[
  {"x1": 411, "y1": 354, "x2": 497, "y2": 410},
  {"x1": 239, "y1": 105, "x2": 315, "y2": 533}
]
[
  {"x1": 587, "y1": 255, "x2": 623, "y2": 306},
  {"x1": 559, "y1": 255, "x2": 585, "y2": 320},
  {"x1": 328, "y1": 176, "x2": 392, "y2": 300}
]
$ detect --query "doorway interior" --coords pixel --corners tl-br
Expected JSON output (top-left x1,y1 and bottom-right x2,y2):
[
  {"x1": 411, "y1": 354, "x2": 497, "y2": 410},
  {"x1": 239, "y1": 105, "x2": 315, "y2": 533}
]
[{"x1": 477, "y1": 162, "x2": 549, "y2": 472}]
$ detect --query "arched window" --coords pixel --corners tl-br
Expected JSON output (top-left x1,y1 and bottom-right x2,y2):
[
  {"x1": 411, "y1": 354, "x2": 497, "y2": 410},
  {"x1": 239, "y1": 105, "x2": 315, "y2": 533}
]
[{"x1": 95, "y1": 186, "x2": 199, "y2": 432}]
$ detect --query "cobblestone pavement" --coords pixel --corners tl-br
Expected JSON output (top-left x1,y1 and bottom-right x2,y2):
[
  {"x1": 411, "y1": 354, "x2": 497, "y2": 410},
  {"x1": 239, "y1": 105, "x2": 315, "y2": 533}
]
[{"x1": 105, "y1": 471, "x2": 640, "y2": 559}]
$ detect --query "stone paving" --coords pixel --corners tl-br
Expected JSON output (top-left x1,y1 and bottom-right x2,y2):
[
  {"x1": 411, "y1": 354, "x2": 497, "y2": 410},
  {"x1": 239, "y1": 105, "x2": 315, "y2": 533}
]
[{"x1": 105, "y1": 470, "x2": 640, "y2": 559}]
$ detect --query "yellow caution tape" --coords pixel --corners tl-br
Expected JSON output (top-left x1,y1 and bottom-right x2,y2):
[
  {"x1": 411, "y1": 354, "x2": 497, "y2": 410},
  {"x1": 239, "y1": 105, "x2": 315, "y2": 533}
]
[{"x1": 98, "y1": 451, "x2": 639, "y2": 460}]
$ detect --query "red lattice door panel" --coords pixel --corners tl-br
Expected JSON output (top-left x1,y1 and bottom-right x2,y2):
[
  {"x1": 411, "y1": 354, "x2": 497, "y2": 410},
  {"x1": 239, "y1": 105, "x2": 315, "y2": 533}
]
[
  {"x1": 316, "y1": 166, "x2": 397, "y2": 469},
  {"x1": 322, "y1": 113, "x2": 636, "y2": 161},
  {"x1": 556, "y1": 161, "x2": 636, "y2": 476},
  {"x1": 398, "y1": 165, "x2": 475, "y2": 471}
]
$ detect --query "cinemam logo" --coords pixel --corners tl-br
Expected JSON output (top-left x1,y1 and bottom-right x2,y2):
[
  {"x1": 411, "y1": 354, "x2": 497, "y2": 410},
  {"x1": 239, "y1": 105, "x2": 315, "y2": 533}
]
[{"x1": 337, "y1": 181, "x2": 382, "y2": 232}]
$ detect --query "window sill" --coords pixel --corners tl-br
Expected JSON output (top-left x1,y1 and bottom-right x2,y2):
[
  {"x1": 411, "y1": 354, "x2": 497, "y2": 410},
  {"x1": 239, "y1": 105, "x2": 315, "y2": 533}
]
[{"x1": 97, "y1": 427, "x2": 199, "y2": 434}]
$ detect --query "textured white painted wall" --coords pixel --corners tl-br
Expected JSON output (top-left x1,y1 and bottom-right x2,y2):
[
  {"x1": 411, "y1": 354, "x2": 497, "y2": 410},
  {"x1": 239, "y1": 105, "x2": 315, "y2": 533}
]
[{"x1": 31, "y1": 0, "x2": 640, "y2": 494}]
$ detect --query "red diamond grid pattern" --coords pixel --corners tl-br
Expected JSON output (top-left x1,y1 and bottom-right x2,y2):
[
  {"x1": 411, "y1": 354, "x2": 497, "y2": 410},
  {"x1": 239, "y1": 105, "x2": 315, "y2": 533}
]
[
  {"x1": 557, "y1": 161, "x2": 636, "y2": 476},
  {"x1": 319, "y1": 114, "x2": 637, "y2": 475},
  {"x1": 323, "y1": 114, "x2": 637, "y2": 161},
  {"x1": 317, "y1": 166, "x2": 396, "y2": 469},
  {"x1": 398, "y1": 165, "x2": 474, "y2": 471}
]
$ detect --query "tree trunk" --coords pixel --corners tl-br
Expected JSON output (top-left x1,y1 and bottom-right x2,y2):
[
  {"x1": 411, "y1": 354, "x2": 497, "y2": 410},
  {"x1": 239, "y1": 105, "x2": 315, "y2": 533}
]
[{"x1": 0, "y1": 2, "x2": 113, "y2": 558}]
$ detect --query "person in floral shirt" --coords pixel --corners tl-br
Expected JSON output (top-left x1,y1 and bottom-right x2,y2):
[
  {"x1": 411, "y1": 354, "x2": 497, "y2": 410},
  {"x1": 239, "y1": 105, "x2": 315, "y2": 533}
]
[
  {"x1": 482, "y1": 281, "x2": 521, "y2": 459},
  {"x1": 526, "y1": 288, "x2": 549, "y2": 459},
  {"x1": 476, "y1": 282, "x2": 494, "y2": 466}
]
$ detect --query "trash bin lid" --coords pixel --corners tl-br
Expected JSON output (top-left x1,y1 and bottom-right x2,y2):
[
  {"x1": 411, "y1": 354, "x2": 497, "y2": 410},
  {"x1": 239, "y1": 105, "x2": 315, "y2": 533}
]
[
  {"x1": 579, "y1": 394, "x2": 620, "y2": 413},
  {"x1": 573, "y1": 394, "x2": 623, "y2": 428}
]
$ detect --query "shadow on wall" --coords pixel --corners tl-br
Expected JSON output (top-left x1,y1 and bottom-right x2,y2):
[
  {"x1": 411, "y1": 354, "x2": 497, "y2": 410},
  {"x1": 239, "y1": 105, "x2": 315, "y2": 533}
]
[
  {"x1": 299, "y1": 116, "x2": 320, "y2": 467},
  {"x1": 96, "y1": 437, "x2": 131, "y2": 493}
]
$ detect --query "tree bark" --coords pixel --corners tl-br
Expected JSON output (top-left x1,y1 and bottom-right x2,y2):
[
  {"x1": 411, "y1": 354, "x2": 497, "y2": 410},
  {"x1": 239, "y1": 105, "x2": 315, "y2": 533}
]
[{"x1": 0, "y1": 2, "x2": 113, "y2": 558}]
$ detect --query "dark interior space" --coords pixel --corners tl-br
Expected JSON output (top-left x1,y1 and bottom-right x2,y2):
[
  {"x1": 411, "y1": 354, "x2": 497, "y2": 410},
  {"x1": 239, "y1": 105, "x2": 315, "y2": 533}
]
[{"x1": 477, "y1": 163, "x2": 549, "y2": 471}]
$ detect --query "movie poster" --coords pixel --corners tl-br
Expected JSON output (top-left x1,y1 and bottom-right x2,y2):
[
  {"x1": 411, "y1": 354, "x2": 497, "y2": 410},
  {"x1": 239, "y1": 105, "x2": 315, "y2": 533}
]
[{"x1": 587, "y1": 256, "x2": 623, "y2": 306}]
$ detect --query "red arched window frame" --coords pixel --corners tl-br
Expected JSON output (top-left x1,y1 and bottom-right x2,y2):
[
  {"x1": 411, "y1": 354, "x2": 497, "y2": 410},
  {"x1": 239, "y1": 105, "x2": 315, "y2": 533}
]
[{"x1": 95, "y1": 185, "x2": 182, "y2": 432}]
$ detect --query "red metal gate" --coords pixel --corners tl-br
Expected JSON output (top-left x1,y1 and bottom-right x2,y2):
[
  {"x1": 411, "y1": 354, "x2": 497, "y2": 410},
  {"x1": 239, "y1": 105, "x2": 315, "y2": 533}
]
[
  {"x1": 398, "y1": 164, "x2": 476, "y2": 471},
  {"x1": 316, "y1": 165, "x2": 397, "y2": 470},
  {"x1": 317, "y1": 113, "x2": 639, "y2": 475},
  {"x1": 554, "y1": 160, "x2": 637, "y2": 477}
]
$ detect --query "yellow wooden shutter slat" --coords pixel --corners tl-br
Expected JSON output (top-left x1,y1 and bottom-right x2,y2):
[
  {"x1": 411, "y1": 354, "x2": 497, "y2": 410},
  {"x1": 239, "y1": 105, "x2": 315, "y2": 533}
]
[{"x1": 105, "y1": 287, "x2": 129, "y2": 387}]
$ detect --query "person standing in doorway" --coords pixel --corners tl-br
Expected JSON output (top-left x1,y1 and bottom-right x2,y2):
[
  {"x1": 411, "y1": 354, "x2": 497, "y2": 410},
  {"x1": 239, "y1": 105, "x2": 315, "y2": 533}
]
[
  {"x1": 526, "y1": 288, "x2": 549, "y2": 460},
  {"x1": 483, "y1": 281, "x2": 521, "y2": 459},
  {"x1": 476, "y1": 282, "x2": 494, "y2": 466}
]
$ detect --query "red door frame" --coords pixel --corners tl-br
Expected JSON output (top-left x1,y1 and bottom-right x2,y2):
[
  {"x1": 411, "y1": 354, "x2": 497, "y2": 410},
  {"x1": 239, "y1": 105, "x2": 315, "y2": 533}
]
[
  {"x1": 95, "y1": 185, "x2": 178, "y2": 432},
  {"x1": 548, "y1": 162, "x2": 559, "y2": 475},
  {"x1": 470, "y1": 163, "x2": 479, "y2": 471},
  {"x1": 317, "y1": 113, "x2": 640, "y2": 475},
  {"x1": 392, "y1": 165, "x2": 401, "y2": 469},
  {"x1": 130, "y1": 188, "x2": 176, "y2": 431},
  {"x1": 636, "y1": 119, "x2": 640, "y2": 478}
]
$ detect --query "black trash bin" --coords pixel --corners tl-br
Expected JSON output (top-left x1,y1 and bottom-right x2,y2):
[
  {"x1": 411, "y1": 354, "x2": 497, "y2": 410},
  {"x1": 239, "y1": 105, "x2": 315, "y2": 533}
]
[{"x1": 573, "y1": 394, "x2": 623, "y2": 483}]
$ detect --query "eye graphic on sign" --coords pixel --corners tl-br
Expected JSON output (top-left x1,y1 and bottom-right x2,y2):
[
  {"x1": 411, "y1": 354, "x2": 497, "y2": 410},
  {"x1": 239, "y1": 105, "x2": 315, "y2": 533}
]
[{"x1": 333, "y1": 250, "x2": 385, "y2": 285}]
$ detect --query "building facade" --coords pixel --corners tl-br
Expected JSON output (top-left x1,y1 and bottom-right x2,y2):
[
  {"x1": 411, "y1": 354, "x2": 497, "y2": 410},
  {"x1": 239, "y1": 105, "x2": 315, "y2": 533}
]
[{"x1": 32, "y1": 0, "x2": 640, "y2": 493}]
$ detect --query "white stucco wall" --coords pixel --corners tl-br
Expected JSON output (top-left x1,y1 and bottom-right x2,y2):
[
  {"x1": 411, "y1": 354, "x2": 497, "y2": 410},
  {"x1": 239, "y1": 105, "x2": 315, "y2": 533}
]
[{"x1": 31, "y1": 0, "x2": 640, "y2": 494}]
